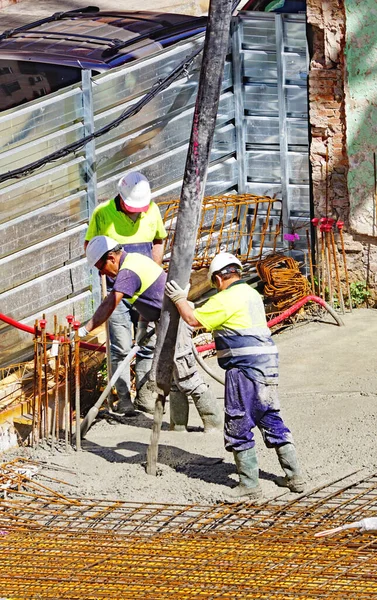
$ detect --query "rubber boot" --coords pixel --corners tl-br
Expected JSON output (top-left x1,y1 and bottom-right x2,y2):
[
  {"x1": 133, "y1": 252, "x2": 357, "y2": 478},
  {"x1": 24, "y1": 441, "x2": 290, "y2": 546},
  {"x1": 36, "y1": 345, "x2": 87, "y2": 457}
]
[
  {"x1": 191, "y1": 385, "x2": 223, "y2": 433},
  {"x1": 275, "y1": 443, "x2": 305, "y2": 493},
  {"x1": 226, "y1": 447, "x2": 262, "y2": 500},
  {"x1": 115, "y1": 396, "x2": 137, "y2": 417},
  {"x1": 169, "y1": 390, "x2": 189, "y2": 431},
  {"x1": 133, "y1": 357, "x2": 155, "y2": 414}
]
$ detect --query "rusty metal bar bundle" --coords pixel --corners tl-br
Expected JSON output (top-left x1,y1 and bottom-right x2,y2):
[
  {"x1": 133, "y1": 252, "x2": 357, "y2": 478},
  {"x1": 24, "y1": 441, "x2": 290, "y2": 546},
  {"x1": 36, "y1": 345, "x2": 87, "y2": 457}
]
[
  {"x1": 0, "y1": 467, "x2": 377, "y2": 597},
  {"x1": 29, "y1": 317, "x2": 85, "y2": 450},
  {"x1": 161, "y1": 194, "x2": 282, "y2": 269},
  {"x1": 256, "y1": 254, "x2": 311, "y2": 311}
]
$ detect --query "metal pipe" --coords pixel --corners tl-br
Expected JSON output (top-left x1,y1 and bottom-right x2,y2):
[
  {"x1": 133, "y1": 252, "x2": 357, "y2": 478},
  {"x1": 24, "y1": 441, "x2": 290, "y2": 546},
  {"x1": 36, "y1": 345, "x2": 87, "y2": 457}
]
[
  {"x1": 306, "y1": 229, "x2": 315, "y2": 295},
  {"x1": 328, "y1": 220, "x2": 345, "y2": 314},
  {"x1": 336, "y1": 221, "x2": 352, "y2": 312},
  {"x1": 63, "y1": 327, "x2": 69, "y2": 452},
  {"x1": 74, "y1": 322, "x2": 81, "y2": 451}
]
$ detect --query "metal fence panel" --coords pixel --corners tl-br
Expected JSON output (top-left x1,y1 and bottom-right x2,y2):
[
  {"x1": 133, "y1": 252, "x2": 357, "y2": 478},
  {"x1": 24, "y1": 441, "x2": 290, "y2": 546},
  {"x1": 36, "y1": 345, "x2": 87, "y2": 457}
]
[
  {"x1": 0, "y1": 33, "x2": 235, "y2": 366},
  {"x1": 239, "y1": 12, "x2": 309, "y2": 245},
  {"x1": 0, "y1": 16, "x2": 311, "y2": 368}
]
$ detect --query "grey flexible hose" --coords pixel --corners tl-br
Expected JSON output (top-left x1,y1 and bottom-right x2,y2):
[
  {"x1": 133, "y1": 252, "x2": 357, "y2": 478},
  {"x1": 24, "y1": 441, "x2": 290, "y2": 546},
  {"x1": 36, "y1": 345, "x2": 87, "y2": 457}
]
[{"x1": 192, "y1": 341, "x2": 225, "y2": 386}]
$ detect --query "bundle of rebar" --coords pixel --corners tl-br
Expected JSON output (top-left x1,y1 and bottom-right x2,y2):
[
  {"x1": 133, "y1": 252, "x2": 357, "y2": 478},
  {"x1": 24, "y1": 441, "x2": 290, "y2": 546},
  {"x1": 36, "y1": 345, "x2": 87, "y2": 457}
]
[
  {"x1": 32, "y1": 314, "x2": 82, "y2": 451},
  {"x1": 257, "y1": 254, "x2": 311, "y2": 311},
  {"x1": 310, "y1": 217, "x2": 352, "y2": 313},
  {"x1": 160, "y1": 194, "x2": 282, "y2": 269}
]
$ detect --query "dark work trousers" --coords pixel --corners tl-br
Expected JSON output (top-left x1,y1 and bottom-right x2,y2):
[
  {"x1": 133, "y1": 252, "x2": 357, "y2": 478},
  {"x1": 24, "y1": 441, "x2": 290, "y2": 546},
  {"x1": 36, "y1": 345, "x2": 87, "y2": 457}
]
[{"x1": 224, "y1": 367, "x2": 293, "y2": 452}]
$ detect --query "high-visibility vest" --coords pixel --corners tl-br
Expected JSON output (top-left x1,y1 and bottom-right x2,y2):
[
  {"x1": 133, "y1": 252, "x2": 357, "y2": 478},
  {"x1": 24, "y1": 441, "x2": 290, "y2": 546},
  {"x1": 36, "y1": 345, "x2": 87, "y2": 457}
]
[{"x1": 119, "y1": 252, "x2": 163, "y2": 305}]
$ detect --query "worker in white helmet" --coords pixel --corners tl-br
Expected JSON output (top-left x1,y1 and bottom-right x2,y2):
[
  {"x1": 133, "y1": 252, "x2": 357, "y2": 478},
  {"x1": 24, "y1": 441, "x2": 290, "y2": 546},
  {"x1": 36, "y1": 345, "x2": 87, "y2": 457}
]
[
  {"x1": 80, "y1": 236, "x2": 222, "y2": 432},
  {"x1": 165, "y1": 252, "x2": 305, "y2": 500},
  {"x1": 84, "y1": 172, "x2": 167, "y2": 416}
]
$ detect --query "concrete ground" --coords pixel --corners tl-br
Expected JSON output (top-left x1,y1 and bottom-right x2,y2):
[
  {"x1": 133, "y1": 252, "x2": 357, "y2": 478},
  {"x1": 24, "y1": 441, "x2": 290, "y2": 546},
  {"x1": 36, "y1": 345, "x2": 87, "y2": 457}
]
[{"x1": 12, "y1": 307, "x2": 377, "y2": 505}]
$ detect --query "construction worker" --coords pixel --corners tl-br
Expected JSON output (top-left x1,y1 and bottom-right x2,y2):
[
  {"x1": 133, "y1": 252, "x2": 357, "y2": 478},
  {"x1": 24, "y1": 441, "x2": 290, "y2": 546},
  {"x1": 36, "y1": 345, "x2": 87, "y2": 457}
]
[
  {"x1": 79, "y1": 235, "x2": 222, "y2": 433},
  {"x1": 165, "y1": 252, "x2": 305, "y2": 500},
  {"x1": 84, "y1": 172, "x2": 167, "y2": 415}
]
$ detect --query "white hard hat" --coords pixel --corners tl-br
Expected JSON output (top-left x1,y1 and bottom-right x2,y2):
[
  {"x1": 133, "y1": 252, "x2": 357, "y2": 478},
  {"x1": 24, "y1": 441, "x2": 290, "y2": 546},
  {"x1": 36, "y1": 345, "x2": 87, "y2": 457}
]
[
  {"x1": 86, "y1": 236, "x2": 121, "y2": 268},
  {"x1": 208, "y1": 252, "x2": 243, "y2": 284},
  {"x1": 118, "y1": 171, "x2": 151, "y2": 213}
]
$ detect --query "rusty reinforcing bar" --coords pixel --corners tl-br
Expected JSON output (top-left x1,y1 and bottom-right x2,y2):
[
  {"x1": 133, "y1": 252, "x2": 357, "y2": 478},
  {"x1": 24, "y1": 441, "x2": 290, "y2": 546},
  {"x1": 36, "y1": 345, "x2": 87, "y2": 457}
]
[{"x1": 0, "y1": 461, "x2": 376, "y2": 598}]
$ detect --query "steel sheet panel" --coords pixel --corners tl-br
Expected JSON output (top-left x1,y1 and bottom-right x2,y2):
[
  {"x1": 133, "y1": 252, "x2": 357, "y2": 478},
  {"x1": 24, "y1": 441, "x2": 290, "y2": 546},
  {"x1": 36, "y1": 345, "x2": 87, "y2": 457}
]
[
  {"x1": 244, "y1": 50, "x2": 277, "y2": 81},
  {"x1": 0, "y1": 158, "x2": 84, "y2": 224},
  {"x1": 246, "y1": 116, "x2": 280, "y2": 145},
  {"x1": 0, "y1": 261, "x2": 89, "y2": 320},
  {"x1": 284, "y1": 19, "x2": 307, "y2": 50},
  {"x1": 92, "y1": 38, "x2": 205, "y2": 113},
  {"x1": 288, "y1": 185, "x2": 310, "y2": 215},
  {"x1": 97, "y1": 157, "x2": 238, "y2": 210},
  {"x1": 0, "y1": 124, "x2": 84, "y2": 173},
  {"x1": 95, "y1": 102, "x2": 235, "y2": 182},
  {"x1": 0, "y1": 226, "x2": 86, "y2": 294},
  {"x1": 0, "y1": 292, "x2": 93, "y2": 367},
  {"x1": 0, "y1": 88, "x2": 83, "y2": 151},
  {"x1": 244, "y1": 83, "x2": 278, "y2": 115},
  {"x1": 0, "y1": 192, "x2": 87, "y2": 259},
  {"x1": 247, "y1": 151, "x2": 281, "y2": 182},
  {"x1": 242, "y1": 17, "x2": 276, "y2": 50},
  {"x1": 288, "y1": 152, "x2": 309, "y2": 184}
]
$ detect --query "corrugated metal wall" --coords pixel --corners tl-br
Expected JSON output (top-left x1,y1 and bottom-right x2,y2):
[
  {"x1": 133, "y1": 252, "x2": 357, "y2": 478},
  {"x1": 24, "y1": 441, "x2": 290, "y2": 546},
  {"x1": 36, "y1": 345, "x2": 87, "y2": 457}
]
[
  {"x1": 0, "y1": 14, "x2": 310, "y2": 367},
  {"x1": 235, "y1": 12, "x2": 309, "y2": 242},
  {"x1": 0, "y1": 32, "x2": 236, "y2": 366}
]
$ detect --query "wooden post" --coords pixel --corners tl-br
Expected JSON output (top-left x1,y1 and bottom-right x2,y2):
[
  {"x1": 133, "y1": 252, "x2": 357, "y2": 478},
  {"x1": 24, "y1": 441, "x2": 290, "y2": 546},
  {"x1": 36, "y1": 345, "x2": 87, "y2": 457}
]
[{"x1": 146, "y1": 0, "x2": 234, "y2": 475}]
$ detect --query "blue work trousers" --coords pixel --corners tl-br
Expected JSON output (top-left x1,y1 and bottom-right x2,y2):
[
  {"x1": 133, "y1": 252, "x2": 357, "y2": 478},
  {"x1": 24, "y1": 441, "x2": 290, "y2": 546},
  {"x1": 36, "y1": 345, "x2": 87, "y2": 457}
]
[
  {"x1": 108, "y1": 298, "x2": 154, "y2": 402},
  {"x1": 224, "y1": 368, "x2": 293, "y2": 452}
]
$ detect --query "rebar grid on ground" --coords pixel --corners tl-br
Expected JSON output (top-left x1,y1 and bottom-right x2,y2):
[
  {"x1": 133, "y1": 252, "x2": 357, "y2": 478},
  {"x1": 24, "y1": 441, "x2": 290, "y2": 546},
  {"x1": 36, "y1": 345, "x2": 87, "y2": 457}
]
[
  {"x1": 161, "y1": 194, "x2": 282, "y2": 269},
  {"x1": 0, "y1": 468, "x2": 377, "y2": 598}
]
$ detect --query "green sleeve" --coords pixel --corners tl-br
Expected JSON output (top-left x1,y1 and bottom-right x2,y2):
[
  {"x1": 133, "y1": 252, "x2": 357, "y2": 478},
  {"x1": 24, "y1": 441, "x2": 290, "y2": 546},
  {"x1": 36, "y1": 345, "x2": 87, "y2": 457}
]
[{"x1": 85, "y1": 207, "x2": 100, "y2": 241}]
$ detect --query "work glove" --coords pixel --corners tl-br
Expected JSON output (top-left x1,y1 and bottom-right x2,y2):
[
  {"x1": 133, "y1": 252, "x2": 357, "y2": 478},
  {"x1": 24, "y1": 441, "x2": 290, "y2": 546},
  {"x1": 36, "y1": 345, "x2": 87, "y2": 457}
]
[
  {"x1": 69, "y1": 325, "x2": 89, "y2": 342},
  {"x1": 165, "y1": 280, "x2": 190, "y2": 304}
]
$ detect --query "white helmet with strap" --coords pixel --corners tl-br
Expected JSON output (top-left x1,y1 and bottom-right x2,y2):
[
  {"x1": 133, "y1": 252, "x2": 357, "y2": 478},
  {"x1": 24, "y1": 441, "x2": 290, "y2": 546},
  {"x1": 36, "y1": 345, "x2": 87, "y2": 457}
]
[{"x1": 208, "y1": 252, "x2": 243, "y2": 284}]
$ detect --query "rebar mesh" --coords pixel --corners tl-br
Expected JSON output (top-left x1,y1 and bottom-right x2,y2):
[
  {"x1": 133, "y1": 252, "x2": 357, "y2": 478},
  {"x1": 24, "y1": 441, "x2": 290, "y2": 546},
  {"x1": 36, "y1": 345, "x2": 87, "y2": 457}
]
[
  {"x1": 1, "y1": 465, "x2": 377, "y2": 598},
  {"x1": 160, "y1": 194, "x2": 282, "y2": 269}
]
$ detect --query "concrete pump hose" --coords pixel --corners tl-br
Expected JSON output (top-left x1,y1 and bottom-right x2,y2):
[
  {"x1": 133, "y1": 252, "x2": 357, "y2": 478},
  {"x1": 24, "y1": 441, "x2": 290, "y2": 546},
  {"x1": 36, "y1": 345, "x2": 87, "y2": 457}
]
[{"x1": 191, "y1": 341, "x2": 225, "y2": 386}]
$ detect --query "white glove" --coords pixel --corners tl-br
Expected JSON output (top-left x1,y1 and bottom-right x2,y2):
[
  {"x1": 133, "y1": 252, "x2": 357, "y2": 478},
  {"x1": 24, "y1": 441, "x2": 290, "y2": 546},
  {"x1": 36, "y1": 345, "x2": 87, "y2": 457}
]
[
  {"x1": 69, "y1": 325, "x2": 89, "y2": 341},
  {"x1": 165, "y1": 280, "x2": 190, "y2": 304}
]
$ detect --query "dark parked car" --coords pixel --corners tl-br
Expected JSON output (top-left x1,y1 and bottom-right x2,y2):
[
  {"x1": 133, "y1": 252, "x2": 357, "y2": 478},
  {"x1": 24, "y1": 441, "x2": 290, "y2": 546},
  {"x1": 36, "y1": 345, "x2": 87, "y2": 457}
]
[{"x1": 0, "y1": 6, "x2": 207, "y2": 112}]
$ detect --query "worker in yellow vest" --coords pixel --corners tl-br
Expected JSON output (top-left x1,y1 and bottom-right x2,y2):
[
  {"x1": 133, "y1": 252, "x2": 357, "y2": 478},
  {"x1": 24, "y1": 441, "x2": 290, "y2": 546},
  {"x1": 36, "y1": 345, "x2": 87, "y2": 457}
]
[
  {"x1": 84, "y1": 172, "x2": 167, "y2": 415},
  {"x1": 165, "y1": 252, "x2": 305, "y2": 500},
  {"x1": 79, "y1": 236, "x2": 222, "y2": 433}
]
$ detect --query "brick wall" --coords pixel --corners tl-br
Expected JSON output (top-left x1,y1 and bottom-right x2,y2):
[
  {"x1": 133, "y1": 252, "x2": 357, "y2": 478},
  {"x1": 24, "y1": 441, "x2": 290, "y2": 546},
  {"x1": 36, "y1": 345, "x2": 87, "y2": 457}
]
[
  {"x1": 307, "y1": 0, "x2": 376, "y2": 304},
  {"x1": 307, "y1": 0, "x2": 349, "y2": 222}
]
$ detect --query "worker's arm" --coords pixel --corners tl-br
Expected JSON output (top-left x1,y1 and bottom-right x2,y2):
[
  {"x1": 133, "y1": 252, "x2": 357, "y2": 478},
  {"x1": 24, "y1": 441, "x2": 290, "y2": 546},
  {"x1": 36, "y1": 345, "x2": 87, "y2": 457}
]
[
  {"x1": 82, "y1": 291, "x2": 123, "y2": 334},
  {"x1": 174, "y1": 299, "x2": 201, "y2": 328},
  {"x1": 84, "y1": 239, "x2": 89, "y2": 251},
  {"x1": 165, "y1": 280, "x2": 201, "y2": 328},
  {"x1": 152, "y1": 238, "x2": 165, "y2": 265}
]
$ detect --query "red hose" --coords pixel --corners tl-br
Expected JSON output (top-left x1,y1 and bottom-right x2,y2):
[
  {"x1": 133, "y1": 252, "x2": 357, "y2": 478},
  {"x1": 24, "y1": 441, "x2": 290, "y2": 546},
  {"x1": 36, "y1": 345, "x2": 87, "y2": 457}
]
[
  {"x1": 195, "y1": 295, "x2": 344, "y2": 353},
  {"x1": 1, "y1": 295, "x2": 343, "y2": 356},
  {"x1": 0, "y1": 312, "x2": 105, "y2": 353}
]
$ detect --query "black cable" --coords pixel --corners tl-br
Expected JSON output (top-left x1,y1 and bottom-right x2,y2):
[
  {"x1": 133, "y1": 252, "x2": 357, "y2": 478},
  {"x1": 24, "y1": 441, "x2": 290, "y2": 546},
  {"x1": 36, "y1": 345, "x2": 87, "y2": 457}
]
[
  {"x1": 0, "y1": 0, "x2": 240, "y2": 185},
  {"x1": 0, "y1": 42, "x2": 204, "y2": 184}
]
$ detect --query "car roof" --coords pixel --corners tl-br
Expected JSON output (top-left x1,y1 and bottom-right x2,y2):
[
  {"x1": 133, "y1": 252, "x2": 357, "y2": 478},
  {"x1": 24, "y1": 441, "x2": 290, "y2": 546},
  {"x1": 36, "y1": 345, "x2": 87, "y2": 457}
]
[{"x1": 0, "y1": 6, "x2": 207, "y2": 70}]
